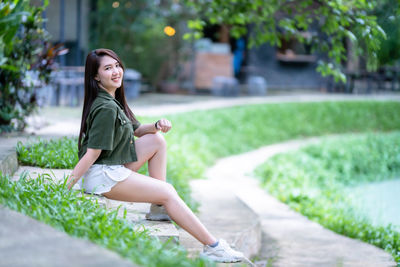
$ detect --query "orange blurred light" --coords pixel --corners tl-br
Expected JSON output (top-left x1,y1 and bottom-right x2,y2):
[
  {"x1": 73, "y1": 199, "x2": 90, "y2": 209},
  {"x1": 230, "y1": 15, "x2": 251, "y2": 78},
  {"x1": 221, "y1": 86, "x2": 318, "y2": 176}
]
[
  {"x1": 112, "y1": 1, "x2": 120, "y2": 8},
  {"x1": 164, "y1": 26, "x2": 176, "y2": 36}
]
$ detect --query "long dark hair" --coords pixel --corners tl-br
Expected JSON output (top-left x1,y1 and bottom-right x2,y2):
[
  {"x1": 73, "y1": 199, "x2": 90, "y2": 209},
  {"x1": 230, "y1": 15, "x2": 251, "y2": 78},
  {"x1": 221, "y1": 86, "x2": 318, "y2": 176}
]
[{"x1": 78, "y1": 48, "x2": 138, "y2": 150}]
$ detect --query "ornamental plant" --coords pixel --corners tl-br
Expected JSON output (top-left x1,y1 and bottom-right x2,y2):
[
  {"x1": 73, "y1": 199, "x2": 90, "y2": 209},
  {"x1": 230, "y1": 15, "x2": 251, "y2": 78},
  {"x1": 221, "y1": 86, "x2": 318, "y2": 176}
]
[{"x1": 0, "y1": 0, "x2": 59, "y2": 132}]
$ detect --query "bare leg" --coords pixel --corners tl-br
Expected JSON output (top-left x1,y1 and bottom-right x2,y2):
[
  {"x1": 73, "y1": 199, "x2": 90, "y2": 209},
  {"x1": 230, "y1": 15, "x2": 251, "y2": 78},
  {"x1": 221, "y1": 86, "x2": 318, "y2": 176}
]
[
  {"x1": 102, "y1": 172, "x2": 217, "y2": 246},
  {"x1": 125, "y1": 133, "x2": 170, "y2": 221},
  {"x1": 124, "y1": 133, "x2": 167, "y2": 181}
]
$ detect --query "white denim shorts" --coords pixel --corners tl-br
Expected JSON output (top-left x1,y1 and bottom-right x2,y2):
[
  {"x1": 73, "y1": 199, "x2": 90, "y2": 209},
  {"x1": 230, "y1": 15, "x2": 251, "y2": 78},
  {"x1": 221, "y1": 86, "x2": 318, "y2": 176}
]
[{"x1": 78, "y1": 164, "x2": 132, "y2": 195}]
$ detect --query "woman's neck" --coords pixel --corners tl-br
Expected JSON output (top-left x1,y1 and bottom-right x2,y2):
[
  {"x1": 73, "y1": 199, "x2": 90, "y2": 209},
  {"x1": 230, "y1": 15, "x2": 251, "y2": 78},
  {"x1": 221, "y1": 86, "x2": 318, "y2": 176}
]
[{"x1": 99, "y1": 84, "x2": 116, "y2": 98}]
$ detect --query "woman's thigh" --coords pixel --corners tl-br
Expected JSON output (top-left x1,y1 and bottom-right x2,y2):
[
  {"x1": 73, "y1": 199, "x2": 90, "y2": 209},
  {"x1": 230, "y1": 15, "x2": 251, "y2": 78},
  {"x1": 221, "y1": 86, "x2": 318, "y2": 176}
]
[
  {"x1": 124, "y1": 133, "x2": 165, "y2": 172},
  {"x1": 102, "y1": 171, "x2": 175, "y2": 204}
]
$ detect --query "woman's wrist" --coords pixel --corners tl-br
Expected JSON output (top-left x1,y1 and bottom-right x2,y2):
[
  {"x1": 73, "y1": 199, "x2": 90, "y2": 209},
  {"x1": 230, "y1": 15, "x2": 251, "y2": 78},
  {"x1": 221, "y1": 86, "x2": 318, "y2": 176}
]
[
  {"x1": 155, "y1": 120, "x2": 160, "y2": 131},
  {"x1": 67, "y1": 175, "x2": 76, "y2": 190}
]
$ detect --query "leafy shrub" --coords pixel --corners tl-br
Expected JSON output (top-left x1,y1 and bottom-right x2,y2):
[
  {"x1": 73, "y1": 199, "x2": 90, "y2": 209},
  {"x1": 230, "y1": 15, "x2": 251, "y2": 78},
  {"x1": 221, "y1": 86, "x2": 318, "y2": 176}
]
[
  {"x1": 0, "y1": 0, "x2": 57, "y2": 132},
  {"x1": 374, "y1": 0, "x2": 400, "y2": 66}
]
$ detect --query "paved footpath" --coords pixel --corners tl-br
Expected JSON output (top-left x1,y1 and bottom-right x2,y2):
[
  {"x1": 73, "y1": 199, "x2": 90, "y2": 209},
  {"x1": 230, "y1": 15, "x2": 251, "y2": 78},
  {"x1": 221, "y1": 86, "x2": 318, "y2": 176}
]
[{"x1": 204, "y1": 137, "x2": 397, "y2": 266}]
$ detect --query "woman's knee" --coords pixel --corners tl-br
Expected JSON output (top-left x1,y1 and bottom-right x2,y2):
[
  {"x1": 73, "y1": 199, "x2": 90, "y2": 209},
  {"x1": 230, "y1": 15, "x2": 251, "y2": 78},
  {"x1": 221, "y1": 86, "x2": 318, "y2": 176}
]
[
  {"x1": 154, "y1": 132, "x2": 167, "y2": 148},
  {"x1": 159, "y1": 183, "x2": 178, "y2": 205},
  {"x1": 144, "y1": 132, "x2": 166, "y2": 149}
]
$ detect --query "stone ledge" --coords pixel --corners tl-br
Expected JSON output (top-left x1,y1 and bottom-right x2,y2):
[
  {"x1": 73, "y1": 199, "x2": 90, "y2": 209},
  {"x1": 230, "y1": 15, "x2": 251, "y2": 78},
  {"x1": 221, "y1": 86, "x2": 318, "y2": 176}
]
[
  {"x1": 0, "y1": 205, "x2": 137, "y2": 267},
  {"x1": 12, "y1": 166, "x2": 180, "y2": 243},
  {"x1": 92, "y1": 196, "x2": 179, "y2": 243}
]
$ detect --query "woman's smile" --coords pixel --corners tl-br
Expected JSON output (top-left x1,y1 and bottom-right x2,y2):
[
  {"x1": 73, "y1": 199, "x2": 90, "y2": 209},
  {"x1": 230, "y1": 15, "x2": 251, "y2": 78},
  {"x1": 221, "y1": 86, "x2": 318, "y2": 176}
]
[{"x1": 111, "y1": 76, "x2": 121, "y2": 83}]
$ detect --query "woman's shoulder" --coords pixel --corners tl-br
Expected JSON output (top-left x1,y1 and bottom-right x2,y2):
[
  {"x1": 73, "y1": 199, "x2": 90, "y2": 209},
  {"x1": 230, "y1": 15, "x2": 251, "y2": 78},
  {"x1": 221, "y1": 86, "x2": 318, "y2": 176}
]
[{"x1": 89, "y1": 98, "x2": 119, "y2": 118}]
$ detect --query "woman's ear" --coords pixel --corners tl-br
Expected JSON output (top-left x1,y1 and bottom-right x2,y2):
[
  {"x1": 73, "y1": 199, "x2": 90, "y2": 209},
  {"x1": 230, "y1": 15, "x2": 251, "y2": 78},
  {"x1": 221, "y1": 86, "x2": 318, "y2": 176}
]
[{"x1": 94, "y1": 74, "x2": 100, "y2": 82}]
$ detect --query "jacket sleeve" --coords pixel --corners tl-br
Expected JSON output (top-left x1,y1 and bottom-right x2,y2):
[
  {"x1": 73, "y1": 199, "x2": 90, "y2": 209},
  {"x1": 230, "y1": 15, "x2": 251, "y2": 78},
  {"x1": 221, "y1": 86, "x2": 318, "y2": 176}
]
[{"x1": 87, "y1": 107, "x2": 117, "y2": 150}]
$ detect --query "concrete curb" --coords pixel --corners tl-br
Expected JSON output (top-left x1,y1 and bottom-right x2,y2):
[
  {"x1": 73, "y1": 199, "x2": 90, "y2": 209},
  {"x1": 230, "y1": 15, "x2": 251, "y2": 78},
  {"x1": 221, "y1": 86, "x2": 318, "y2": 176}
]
[
  {"x1": 0, "y1": 205, "x2": 138, "y2": 267},
  {"x1": 12, "y1": 166, "x2": 180, "y2": 243},
  {"x1": 97, "y1": 196, "x2": 180, "y2": 243},
  {"x1": 232, "y1": 205, "x2": 262, "y2": 258},
  {"x1": 179, "y1": 178, "x2": 262, "y2": 260}
]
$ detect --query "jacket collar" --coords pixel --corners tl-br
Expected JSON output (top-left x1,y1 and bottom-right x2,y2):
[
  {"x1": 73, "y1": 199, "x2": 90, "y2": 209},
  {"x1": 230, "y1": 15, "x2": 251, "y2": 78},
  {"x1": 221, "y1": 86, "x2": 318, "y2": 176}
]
[
  {"x1": 97, "y1": 88, "x2": 124, "y2": 109},
  {"x1": 97, "y1": 88, "x2": 114, "y2": 100}
]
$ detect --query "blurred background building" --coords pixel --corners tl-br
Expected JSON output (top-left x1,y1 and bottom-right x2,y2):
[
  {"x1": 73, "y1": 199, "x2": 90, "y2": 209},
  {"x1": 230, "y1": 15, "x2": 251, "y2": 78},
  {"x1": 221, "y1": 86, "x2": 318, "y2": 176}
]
[{"x1": 31, "y1": 0, "x2": 400, "y2": 106}]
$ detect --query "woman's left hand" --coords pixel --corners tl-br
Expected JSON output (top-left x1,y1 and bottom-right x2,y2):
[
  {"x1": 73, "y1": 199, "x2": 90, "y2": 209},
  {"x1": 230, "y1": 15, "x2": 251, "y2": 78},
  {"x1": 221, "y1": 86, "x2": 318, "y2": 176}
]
[{"x1": 156, "y1": 118, "x2": 172, "y2": 133}]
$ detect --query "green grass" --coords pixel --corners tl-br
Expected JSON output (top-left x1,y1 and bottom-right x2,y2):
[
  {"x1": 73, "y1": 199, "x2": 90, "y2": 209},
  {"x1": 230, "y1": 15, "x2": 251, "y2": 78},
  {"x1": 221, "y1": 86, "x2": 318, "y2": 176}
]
[
  {"x1": 0, "y1": 173, "x2": 213, "y2": 267},
  {"x1": 17, "y1": 137, "x2": 79, "y2": 169},
  {"x1": 255, "y1": 132, "x2": 400, "y2": 264},
  {"x1": 163, "y1": 101, "x2": 400, "y2": 203}
]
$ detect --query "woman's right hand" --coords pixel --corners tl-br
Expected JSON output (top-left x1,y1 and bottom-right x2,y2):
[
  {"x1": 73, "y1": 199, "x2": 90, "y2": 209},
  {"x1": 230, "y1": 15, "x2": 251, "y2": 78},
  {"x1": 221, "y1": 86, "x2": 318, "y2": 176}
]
[
  {"x1": 156, "y1": 118, "x2": 172, "y2": 133},
  {"x1": 67, "y1": 148, "x2": 101, "y2": 190}
]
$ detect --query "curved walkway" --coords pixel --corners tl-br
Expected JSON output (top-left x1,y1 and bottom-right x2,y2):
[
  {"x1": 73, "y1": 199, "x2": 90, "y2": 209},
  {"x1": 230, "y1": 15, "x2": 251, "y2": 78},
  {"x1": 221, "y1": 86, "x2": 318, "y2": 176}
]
[{"x1": 205, "y1": 137, "x2": 396, "y2": 266}]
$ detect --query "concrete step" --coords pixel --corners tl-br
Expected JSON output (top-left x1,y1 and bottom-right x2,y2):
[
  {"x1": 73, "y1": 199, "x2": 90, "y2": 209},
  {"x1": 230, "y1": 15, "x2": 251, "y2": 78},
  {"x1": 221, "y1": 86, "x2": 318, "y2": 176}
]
[
  {"x1": 93, "y1": 197, "x2": 179, "y2": 243},
  {"x1": 179, "y1": 178, "x2": 262, "y2": 265},
  {"x1": 12, "y1": 166, "x2": 179, "y2": 243}
]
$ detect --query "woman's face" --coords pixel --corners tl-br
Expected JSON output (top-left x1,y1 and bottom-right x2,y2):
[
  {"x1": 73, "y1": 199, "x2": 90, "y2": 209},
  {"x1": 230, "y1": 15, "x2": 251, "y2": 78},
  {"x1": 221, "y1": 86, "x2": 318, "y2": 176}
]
[{"x1": 95, "y1": 55, "x2": 123, "y2": 91}]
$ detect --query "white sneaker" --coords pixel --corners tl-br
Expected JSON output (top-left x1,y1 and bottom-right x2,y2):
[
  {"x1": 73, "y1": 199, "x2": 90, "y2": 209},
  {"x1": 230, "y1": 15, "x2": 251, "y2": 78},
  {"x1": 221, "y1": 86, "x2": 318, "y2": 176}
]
[
  {"x1": 200, "y1": 239, "x2": 244, "y2": 263},
  {"x1": 145, "y1": 204, "x2": 171, "y2": 221}
]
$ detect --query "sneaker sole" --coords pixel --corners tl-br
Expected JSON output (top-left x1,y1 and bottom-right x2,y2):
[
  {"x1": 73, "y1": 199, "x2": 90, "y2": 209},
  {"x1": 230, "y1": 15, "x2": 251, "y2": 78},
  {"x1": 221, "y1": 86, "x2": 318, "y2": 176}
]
[
  {"x1": 200, "y1": 253, "x2": 242, "y2": 263},
  {"x1": 145, "y1": 214, "x2": 171, "y2": 221}
]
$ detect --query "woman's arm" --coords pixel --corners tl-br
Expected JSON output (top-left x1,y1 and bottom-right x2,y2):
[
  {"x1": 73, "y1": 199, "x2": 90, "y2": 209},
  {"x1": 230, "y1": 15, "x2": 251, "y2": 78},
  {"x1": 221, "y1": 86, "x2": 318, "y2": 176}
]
[
  {"x1": 66, "y1": 148, "x2": 101, "y2": 190},
  {"x1": 134, "y1": 118, "x2": 172, "y2": 137}
]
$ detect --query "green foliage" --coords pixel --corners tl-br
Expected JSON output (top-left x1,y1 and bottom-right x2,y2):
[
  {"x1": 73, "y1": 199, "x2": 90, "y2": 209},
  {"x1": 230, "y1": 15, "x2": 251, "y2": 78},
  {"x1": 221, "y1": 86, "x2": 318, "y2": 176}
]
[
  {"x1": 0, "y1": 173, "x2": 212, "y2": 267},
  {"x1": 0, "y1": 0, "x2": 52, "y2": 132},
  {"x1": 255, "y1": 132, "x2": 400, "y2": 264},
  {"x1": 91, "y1": 0, "x2": 190, "y2": 86},
  {"x1": 373, "y1": 0, "x2": 400, "y2": 66},
  {"x1": 16, "y1": 137, "x2": 79, "y2": 169},
  {"x1": 184, "y1": 0, "x2": 385, "y2": 82},
  {"x1": 165, "y1": 101, "x2": 400, "y2": 165}
]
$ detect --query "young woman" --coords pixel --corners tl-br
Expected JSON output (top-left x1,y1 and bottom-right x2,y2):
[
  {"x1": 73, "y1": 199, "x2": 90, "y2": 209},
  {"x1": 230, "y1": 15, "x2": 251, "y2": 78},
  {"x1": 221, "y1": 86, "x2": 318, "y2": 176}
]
[{"x1": 66, "y1": 48, "x2": 244, "y2": 263}]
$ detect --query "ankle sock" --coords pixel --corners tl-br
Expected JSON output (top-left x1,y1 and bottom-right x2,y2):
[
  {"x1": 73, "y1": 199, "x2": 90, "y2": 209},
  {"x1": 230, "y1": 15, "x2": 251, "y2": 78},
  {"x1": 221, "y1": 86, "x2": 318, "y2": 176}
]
[{"x1": 209, "y1": 240, "x2": 219, "y2": 248}]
